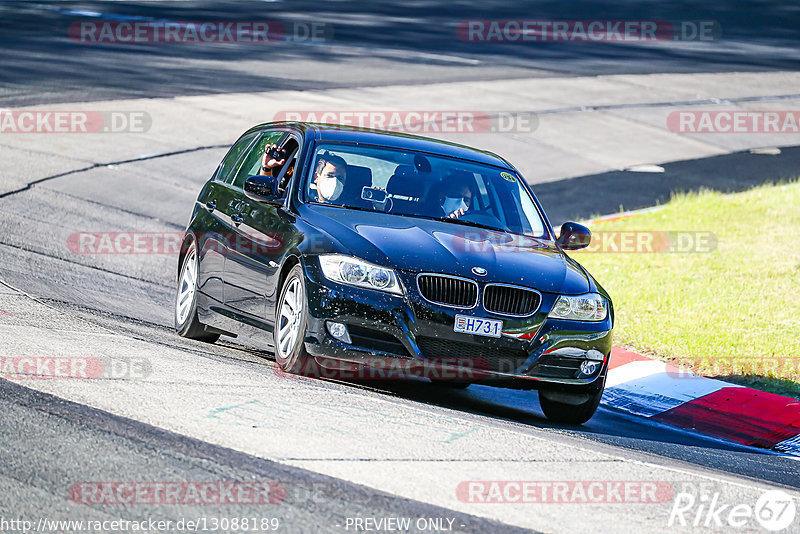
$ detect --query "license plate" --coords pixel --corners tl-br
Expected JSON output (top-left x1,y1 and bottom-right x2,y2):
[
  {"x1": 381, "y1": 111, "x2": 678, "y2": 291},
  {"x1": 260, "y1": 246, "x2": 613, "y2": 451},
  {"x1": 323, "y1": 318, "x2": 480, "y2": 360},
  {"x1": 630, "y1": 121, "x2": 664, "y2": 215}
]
[{"x1": 454, "y1": 315, "x2": 503, "y2": 338}]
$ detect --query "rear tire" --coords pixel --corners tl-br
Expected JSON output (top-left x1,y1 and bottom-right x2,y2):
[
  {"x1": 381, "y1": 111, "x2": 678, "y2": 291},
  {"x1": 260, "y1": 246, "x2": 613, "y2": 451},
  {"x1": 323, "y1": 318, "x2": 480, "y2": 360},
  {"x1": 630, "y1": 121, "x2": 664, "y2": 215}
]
[
  {"x1": 539, "y1": 388, "x2": 603, "y2": 425},
  {"x1": 175, "y1": 240, "x2": 219, "y2": 343},
  {"x1": 274, "y1": 264, "x2": 310, "y2": 375}
]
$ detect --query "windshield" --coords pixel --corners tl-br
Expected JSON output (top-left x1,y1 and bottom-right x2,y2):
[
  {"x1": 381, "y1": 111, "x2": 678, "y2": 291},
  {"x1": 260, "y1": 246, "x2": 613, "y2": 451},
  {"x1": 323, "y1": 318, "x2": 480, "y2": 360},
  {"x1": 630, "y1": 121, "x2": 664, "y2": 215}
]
[{"x1": 303, "y1": 143, "x2": 550, "y2": 239}]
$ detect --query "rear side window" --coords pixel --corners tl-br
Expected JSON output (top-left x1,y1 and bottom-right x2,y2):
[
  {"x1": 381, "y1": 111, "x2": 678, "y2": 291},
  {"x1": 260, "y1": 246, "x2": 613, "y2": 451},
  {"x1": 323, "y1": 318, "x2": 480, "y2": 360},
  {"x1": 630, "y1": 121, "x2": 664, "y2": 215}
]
[
  {"x1": 231, "y1": 131, "x2": 285, "y2": 188},
  {"x1": 214, "y1": 132, "x2": 258, "y2": 182}
]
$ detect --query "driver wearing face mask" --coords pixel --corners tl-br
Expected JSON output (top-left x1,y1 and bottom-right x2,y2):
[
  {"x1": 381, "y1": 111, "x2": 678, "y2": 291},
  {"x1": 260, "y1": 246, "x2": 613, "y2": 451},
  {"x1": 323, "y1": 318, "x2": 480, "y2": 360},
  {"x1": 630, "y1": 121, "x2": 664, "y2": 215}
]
[
  {"x1": 310, "y1": 153, "x2": 348, "y2": 204},
  {"x1": 438, "y1": 177, "x2": 474, "y2": 220}
]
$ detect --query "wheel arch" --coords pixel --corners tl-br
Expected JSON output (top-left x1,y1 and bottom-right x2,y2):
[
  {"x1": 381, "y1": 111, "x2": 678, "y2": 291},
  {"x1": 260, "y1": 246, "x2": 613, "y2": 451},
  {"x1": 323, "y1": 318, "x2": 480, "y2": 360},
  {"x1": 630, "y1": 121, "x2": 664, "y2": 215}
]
[
  {"x1": 276, "y1": 254, "x2": 302, "y2": 294},
  {"x1": 178, "y1": 232, "x2": 195, "y2": 279}
]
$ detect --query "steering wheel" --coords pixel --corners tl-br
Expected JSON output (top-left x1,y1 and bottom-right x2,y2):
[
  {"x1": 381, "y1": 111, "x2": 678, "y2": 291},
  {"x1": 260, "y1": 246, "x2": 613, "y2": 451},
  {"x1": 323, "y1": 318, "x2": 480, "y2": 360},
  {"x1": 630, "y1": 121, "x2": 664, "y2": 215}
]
[{"x1": 458, "y1": 210, "x2": 503, "y2": 229}]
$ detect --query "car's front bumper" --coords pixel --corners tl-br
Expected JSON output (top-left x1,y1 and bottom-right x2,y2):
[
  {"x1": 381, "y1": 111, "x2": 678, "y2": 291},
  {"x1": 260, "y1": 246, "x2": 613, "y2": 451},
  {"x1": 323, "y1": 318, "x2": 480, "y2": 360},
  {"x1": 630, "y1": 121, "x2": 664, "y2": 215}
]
[{"x1": 300, "y1": 260, "x2": 613, "y2": 392}]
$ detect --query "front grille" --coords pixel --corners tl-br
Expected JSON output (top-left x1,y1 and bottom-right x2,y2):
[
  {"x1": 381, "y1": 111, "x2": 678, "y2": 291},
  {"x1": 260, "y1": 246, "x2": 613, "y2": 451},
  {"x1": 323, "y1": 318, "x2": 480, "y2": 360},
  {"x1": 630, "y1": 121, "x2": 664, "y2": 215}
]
[
  {"x1": 416, "y1": 336, "x2": 529, "y2": 374},
  {"x1": 417, "y1": 274, "x2": 478, "y2": 308},
  {"x1": 483, "y1": 284, "x2": 541, "y2": 316},
  {"x1": 531, "y1": 355, "x2": 583, "y2": 379}
]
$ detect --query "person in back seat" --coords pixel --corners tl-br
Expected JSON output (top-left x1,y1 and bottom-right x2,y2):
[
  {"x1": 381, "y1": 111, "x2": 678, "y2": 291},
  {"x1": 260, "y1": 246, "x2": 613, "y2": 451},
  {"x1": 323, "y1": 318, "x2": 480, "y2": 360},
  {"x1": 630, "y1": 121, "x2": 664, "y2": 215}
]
[{"x1": 259, "y1": 139, "x2": 299, "y2": 194}]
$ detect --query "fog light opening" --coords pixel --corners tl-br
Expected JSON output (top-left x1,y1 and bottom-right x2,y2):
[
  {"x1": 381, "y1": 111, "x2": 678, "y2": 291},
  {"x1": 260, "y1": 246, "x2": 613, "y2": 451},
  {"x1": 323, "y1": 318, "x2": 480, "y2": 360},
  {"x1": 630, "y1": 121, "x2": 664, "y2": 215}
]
[
  {"x1": 578, "y1": 360, "x2": 601, "y2": 377},
  {"x1": 326, "y1": 321, "x2": 351, "y2": 344}
]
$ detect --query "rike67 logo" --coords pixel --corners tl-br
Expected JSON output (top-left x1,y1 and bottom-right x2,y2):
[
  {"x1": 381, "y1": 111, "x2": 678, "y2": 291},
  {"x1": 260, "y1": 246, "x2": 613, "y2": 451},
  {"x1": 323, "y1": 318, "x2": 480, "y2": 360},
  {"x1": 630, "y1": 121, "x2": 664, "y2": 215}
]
[{"x1": 669, "y1": 485, "x2": 797, "y2": 531}]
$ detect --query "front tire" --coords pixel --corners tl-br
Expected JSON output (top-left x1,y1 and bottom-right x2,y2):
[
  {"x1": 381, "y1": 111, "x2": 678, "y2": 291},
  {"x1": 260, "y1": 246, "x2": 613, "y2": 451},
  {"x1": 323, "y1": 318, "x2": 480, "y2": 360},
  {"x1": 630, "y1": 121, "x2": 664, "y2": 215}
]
[
  {"x1": 539, "y1": 388, "x2": 603, "y2": 425},
  {"x1": 274, "y1": 264, "x2": 310, "y2": 375},
  {"x1": 175, "y1": 240, "x2": 219, "y2": 343}
]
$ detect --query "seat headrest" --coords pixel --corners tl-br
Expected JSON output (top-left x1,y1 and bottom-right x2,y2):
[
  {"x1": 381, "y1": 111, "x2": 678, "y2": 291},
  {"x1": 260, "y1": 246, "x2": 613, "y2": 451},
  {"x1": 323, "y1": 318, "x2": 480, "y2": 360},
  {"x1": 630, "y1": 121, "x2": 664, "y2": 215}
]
[
  {"x1": 347, "y1": 165, "x2": 373, "y2": 187},
  {"x1": 386, "y1": 165, "x2": 422, "y2": 197}
]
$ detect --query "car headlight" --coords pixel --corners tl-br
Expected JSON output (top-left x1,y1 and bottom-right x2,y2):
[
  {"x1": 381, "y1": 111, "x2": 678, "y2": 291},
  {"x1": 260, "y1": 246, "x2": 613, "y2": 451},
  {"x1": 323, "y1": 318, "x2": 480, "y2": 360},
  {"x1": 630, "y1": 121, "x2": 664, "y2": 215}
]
[
  {"x1": 318, "y1": 254, "x2": 403, "y2": 295},
  {"x1": 548, "y1": 293, "x2": 608, "y2": 321}
]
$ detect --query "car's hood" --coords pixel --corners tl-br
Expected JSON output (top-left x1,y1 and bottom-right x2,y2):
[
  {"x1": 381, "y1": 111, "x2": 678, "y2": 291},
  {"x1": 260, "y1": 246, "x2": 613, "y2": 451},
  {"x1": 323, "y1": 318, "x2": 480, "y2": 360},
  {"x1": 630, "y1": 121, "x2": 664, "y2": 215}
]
[{"x1": 303, "y1": 205, "x2": 592, "y2": 294}]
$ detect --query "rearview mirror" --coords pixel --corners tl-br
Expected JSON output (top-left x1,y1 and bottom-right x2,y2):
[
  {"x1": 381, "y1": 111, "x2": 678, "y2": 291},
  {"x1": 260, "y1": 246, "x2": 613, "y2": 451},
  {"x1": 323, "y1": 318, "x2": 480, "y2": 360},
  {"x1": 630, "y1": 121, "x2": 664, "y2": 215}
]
[
  {"x1": 244, "y1": 175, "x2": 281, "y2": 204},
  {"x1": 556, "y1": 222, "x2": 591, "y2": 250}
]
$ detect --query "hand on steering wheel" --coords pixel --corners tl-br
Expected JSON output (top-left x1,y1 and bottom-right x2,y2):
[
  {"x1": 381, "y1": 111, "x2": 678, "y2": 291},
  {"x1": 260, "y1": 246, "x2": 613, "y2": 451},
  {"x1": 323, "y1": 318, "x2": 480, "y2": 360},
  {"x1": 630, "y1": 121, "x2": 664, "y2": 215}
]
[{"x1": 447, "y1": 208, "x2": 466, "y2": 219}]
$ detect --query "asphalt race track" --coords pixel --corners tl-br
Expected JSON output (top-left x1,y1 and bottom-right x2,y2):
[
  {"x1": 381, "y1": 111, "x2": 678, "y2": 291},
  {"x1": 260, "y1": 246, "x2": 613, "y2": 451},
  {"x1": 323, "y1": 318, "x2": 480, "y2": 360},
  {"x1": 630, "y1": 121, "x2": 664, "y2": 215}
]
[
  {"x1": 3, "y1": 0, "x2": 800, "y2": 106},
  {"x1": 1, "y1": 2, "x2": 800, "y2": 533}
]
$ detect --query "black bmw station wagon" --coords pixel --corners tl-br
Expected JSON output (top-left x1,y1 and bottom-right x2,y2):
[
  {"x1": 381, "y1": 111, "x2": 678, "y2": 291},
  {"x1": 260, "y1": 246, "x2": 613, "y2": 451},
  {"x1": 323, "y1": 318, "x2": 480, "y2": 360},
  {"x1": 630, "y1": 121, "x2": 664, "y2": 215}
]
[{"x1": 176, "y1": 122, "x2": 613, "y2": 424}]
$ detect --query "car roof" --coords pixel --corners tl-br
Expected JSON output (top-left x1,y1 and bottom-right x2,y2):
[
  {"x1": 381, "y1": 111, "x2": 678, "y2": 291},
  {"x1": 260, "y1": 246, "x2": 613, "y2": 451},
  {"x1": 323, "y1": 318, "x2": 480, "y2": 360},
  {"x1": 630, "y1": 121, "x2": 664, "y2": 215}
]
[{"x1": 249, "y1": 121, "x2": 516, "y2": 170}]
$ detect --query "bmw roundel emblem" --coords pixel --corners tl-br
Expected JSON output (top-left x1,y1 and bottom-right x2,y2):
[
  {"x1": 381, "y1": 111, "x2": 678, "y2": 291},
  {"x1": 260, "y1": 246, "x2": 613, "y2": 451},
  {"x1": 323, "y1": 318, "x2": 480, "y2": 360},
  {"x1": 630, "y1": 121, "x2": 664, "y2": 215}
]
[{"x1": 472, "y1": 266, "x2": 488, "y2": 276}]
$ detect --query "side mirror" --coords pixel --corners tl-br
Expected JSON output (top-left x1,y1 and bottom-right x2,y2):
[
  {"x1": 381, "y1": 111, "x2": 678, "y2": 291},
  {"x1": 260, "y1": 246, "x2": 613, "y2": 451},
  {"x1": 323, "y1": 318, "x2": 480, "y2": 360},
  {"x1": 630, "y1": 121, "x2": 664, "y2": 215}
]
[
  {"x1": 556, "y1": 222, "x2": 591, "y2": 250},
  {"x1": 244, "y1": 175, "x2": 281, "y2": 204}
]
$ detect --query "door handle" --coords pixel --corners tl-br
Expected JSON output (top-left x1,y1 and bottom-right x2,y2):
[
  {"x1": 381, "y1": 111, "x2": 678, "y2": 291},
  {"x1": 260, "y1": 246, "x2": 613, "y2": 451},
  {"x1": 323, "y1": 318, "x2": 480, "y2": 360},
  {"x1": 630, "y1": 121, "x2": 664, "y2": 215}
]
[
  {"x1": 231, "y1": 213, "x2": 244, "y2": 226},
  {"x1": 206, "y1": 201, "x2": 216, "y2": 212}
]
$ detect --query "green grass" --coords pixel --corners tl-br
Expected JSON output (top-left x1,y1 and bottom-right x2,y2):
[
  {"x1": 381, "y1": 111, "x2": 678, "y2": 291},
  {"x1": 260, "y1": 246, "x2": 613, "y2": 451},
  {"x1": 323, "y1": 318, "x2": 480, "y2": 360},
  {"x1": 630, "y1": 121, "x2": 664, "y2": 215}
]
[{"x1": 572, "y1": 180, "x2": 800, "y2": 399}]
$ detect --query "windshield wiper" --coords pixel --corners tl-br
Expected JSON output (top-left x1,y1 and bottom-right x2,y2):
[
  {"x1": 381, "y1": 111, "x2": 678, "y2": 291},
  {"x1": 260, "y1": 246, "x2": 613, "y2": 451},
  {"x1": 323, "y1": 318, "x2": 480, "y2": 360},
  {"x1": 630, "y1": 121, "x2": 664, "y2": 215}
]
[{"x1": 434, "y1": 217, "x2": 503, "y2": 233}]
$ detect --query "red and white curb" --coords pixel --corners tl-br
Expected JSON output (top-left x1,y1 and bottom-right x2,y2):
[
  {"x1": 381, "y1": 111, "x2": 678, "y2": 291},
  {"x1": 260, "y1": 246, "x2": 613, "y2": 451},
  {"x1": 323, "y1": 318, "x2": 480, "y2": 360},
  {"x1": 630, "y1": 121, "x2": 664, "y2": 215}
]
[{"x1": 603, "y1": 347, "x2": 800, "y2": 456}]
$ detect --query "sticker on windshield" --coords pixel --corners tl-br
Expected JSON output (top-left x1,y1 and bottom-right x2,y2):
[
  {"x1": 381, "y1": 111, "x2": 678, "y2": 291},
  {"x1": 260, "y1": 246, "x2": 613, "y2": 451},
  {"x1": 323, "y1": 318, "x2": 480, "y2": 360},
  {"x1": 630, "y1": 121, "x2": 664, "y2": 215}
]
[{"x1": 500, "y1": 172, "x2": 517, "y2": 182}]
